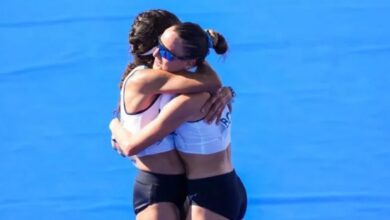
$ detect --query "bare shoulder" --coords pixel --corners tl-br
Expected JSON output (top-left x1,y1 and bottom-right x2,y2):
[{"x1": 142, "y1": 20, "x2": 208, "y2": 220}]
[
  {"x1": 125, "y1": 69, "x2": 165, "y2": 93},
  {"x1": 128, "y1": 69, "x2": 158, "y2": 82}
]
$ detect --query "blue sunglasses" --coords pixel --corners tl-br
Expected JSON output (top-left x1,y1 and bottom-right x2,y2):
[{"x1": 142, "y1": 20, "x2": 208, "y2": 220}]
[{"x1": 157, "y1": 38, "x2": 194, "y2": 61}]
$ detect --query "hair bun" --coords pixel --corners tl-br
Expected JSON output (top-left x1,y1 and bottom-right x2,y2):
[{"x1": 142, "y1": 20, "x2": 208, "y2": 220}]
[{"x1": 206, "y1": 29, "x2": 228, "y2": 55}]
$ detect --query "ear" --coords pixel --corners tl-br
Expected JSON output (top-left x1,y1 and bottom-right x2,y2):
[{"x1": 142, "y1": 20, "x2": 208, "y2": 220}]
[{"x1": 185, "y1": 59, "x2": 196, "y2": 69}]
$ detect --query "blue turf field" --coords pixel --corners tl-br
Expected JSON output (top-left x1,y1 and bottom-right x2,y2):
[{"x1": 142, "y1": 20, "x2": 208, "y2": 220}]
[{"x1": 1, "y1": 1, "x2": 390, "y2": 219}]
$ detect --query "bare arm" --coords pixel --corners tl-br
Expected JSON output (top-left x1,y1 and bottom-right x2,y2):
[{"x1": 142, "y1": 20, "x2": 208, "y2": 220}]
[
  {"x1": 109, "y1": 93, "x2": 209, "y2": 156},
  {"x1": 133, "y1": 62, "x2": 221, "y2": 95}
]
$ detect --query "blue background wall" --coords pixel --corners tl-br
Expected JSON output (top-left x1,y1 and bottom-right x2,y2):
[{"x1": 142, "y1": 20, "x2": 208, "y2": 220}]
[{"x1": 1, "y1": 1, "x2": 390, "y2": 219}]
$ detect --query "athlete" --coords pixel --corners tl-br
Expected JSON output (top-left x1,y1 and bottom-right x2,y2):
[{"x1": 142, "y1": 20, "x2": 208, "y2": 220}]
[
  {"x1": 111, "y1": 10, "x2": 232, "y2": 220},
  {"x1": 110, "y1": 22, "x2": 246, "y2": 220}
]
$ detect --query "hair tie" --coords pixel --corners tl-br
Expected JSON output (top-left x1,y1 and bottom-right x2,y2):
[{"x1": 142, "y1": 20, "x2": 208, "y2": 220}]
[{"x1": 205, "y1": 29, "x2": 214, "y2": 48}]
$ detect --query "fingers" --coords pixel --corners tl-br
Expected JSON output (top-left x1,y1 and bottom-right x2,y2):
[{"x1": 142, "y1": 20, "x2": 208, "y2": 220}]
[
  {"x1": 200, "y1": 101, "x2": 211, "y2": 113},
  {"x1": 204, "y1": 88, "x2": 231, "y2": 124},
  {"x1": 214, "y1": 101, "x2": 226, "y2": 124},
  {"x1": 111, "y1": 138, "x2": 117, "y2": 148},
  {"x1": 204, "y1": 105, "x2": 218, "y2": 123},
  {"x1": 111, "y1": 138, "x2": 126, "y2": 157},
  {"x1": 204, "y1": 94, "x2": 219, "y2": 123},
  {"x1": 205, "y1": 98, "x2": 225, "y2": 124},
  {"x1": 201, "y1": 94, "x2": 218, "y2": 113},
  {"x1": 215, "y1": 110, "x2": 223, "y2": 125}
]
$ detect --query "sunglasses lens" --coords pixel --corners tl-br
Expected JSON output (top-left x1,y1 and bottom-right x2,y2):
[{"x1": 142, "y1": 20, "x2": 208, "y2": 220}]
[{"x1": 158, "y1": 45, "x2": 175, "y2": 61}]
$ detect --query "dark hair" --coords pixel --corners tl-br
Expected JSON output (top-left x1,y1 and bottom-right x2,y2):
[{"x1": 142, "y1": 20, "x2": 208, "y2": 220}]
[
  {"x1": 172, "y1": 22, "x2": 228, "y2": 66},
  {"x1": 119, "y1": 9, "x2": 180, "y2": 89}
]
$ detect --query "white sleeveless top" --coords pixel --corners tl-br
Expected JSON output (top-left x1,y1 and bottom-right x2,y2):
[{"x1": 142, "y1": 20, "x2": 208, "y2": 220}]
[
  {"x1": 158, "y1": 93, "x2": 232, "y2": 155},
  {"x1": 120, "y1": 65, "x2": 174, "y2": 157}
]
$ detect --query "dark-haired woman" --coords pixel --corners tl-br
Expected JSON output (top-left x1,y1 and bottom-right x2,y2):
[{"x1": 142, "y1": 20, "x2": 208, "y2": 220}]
[
  {"x1": 110, "y1": 23, "x2": 246, "y2": 220},
  {"x1": 111, "y1": 10, "x2": 232, "y2": 220}
]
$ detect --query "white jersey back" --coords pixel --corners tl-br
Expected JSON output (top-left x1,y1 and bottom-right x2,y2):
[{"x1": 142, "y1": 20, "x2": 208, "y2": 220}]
[
  {"x1": 174, "y1": 106, "x2": 232, "y2": 154},
  {"x1": 120, "y1": 65, "x2": 174, "y2": 157}
]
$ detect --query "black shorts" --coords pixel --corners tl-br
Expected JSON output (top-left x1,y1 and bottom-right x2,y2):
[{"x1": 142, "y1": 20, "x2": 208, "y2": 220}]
[
  {"x1": 133, "y1": 170, "x2": 187, "y2": 215},
  {"x1": 187, "y1": 170, "x2": 247, "y2": 220}
]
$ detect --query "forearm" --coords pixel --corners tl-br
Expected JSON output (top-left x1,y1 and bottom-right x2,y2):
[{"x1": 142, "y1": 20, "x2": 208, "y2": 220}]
[
  {"x1": 109, "y1": 95, "x2": 201, "y2": 156},
  {"x1": 109, "y1": 119, "x2": 176, "y2": 156},
  {"x1": 147, "y1": 63, "x2": 222, "y2": 94},
  {"x1": 109, "y1": 121, "x2": 135, "y2": 155},
  {"x1": 192, "y1": 62, "x2": 222, "y2": 92},
  {"x1": 121, "y1": 95, "x2": 204, "y2": 155}
]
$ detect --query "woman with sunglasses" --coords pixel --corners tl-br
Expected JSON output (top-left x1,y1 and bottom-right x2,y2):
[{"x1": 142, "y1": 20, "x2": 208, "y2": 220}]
[
  {"x1": 112, "y1": 10, "x2": 232, "y2": 220},
  {"x1": 110, "y1": 22, "x2": 246, "y2": 220}
]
